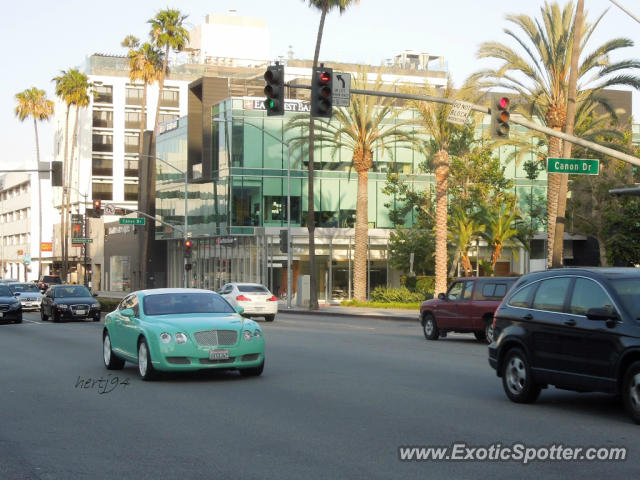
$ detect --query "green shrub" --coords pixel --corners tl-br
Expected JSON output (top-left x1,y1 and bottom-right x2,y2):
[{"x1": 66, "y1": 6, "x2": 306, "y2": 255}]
[
  {"x1": 98, "y1": 298, "x2": 121, "y2": 312},
  {"x1": 415, "y1": 276, "x2": 435, "y2": 296},
  {"x1": 370, "y1": 286, "x2": 423, "y2": 303}
]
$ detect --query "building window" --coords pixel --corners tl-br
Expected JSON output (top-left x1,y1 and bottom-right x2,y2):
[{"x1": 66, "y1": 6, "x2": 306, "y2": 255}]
[
  {"x1": 92, "y1": 156, "x2": 113, "y2": 176},
  {"x1": 93, "y1": 110, "x2": 113, "y2": 128},
  {"x1": 160, "y1": 89, "x2": 179, "y2": 108},
  {"x1": 92, "y1": 182, "x2": 113, "y2": 201},
  {"x1": 94, "y1": 85, "x2": 113, "y2": 104},
  {"x1": 124, "y1": 134, "x2": 140, "y2": 154},
  {"x1": 125, "y1": 110, "x2": 142, "y2": 129},
  {"x1": 159, "y1": 113, "x2": 178, "y2": 124},
  {"x1": 92, "y1": 134, "x2": 113, "y2": 153},
  {"x1": 125, "y1": 87, "x2": 143, "y2": 106},
  {"x1": 124, "y1": 183, "x2": 138, "y2": 202},
  {"x1": 124, "y1": 157, "x2": 139, "y2": 177}
]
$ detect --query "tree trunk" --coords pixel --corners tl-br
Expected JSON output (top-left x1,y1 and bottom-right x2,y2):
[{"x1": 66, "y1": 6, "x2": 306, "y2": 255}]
[
  {"x1": 307, "y1": 6, "x2": 328, "y2": 309},
  {"x1": 33, "y1": 118, "x2": 43, "y2": 281},
  {"x1": 597, "y1": 235, "x2": 608, "y2": 267},
  {"x1": 434, "y1": 149, "x2": 449, "y2": 295},
  {"x1": 61, "y1": 107, "x2": 70, "y2": 280},
  {"x1": 461, "y1": 253, "x2": 472, "y2": 276},
  {"x1": 66, "y1": 106, "x2": 80, "y2": 282},
  {"x1": 491, "y1": 243, "x2": 502, "y2": 273},
  {"x1": 552, "y1": 0, "x2": 584, "y2": 268},
  {"x1": 142, "y1": 46, "x2": 170, "y2": 288},
  {"x1": 546, "y1": 135, "x2": 563, "y2": 267},
  {"x1": 354, "y1": 163, "x2": 370, "y2": 302}
]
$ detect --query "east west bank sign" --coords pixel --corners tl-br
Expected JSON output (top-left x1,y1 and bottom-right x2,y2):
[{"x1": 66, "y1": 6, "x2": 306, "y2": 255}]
[{"x1": 243, "y1": 98, "x2": 310, "y2": 113}]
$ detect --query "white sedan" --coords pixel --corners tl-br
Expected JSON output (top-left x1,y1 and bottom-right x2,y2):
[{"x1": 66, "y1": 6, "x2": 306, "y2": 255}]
[
  {"x1": 218, "y1": 283, "x2": 278, "y2": 322},
  {"x1": 8, "y1": 282, "x2": 44, "y2": 311}
]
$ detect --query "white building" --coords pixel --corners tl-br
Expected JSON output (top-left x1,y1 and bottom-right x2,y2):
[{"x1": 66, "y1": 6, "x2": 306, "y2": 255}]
[{"x1": 0, "y1": 172, "x2": 54, "y2": 281}]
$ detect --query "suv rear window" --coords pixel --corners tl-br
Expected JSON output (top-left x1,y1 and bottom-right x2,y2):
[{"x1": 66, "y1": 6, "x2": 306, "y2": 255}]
[
  {"x1": 42, "y1": 276, "x2": 61, "y2": 283},
  {"x1": 474, "y1": 281, "x2": 514, "y2": 300}
]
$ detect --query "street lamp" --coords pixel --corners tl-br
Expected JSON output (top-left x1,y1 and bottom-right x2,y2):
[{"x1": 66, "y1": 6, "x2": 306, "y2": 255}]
[
  {"x1": 213, "y1": 116, "x2": 293, "y2": 310},
  {"x1": 138, "y1": 154, "x2": 189, "y2": 288}
]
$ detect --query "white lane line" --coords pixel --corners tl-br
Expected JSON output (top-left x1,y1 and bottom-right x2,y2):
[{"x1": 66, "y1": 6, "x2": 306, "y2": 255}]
[{"x1": 267, "y1": 318, "x2": 376, "y2": 331}]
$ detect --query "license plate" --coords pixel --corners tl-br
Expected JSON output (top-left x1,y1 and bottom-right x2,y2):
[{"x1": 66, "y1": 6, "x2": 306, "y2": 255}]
[
  {"x1": 209, "y1": 349, "x2": 229, "y2": 360},
  {"x1": 0, "y1": 312, "x2": 3, "y2": 318},
  {"x1": 76, "y1": 310, "x2": 87, "y2": 316}
]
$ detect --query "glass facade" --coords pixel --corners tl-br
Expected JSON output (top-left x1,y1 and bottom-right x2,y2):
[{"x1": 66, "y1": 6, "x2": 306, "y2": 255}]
[{"x1": 156, "y1": 97, "x2": 547, "y2": 300}]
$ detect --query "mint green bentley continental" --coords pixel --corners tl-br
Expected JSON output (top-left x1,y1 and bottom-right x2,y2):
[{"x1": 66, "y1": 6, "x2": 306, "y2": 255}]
[{"x1": 102, "y1": 288, "x2": 265, "y2": 380}]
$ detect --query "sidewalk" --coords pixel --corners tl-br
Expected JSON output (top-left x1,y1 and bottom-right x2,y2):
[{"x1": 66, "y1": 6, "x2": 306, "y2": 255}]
[
  {"x1": 95, "y1": 291, "x2": 418, "y2": 322},
  {"x1": 277, "y1": 301, "x2": 419, "y2": 322}
]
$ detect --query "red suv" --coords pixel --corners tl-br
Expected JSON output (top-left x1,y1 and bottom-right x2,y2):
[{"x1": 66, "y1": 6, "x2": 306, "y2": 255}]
[{"x1": 419, "y1": 277, "x2": 517, "y2": 343}]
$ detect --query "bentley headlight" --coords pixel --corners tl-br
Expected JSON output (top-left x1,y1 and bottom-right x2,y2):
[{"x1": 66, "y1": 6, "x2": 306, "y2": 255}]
[
  {"x1": 175, "y1": 332, "x2": 188, "y2": 344},
  {"x1": 242, "y1": 330, "x2": 252, "y2": 342},
  {"x1": 253, "y1": 330, "x2": 262, "y2": 338},
  {"x1": 160, "y1": 332, "x2": 172, "y2": 344}
]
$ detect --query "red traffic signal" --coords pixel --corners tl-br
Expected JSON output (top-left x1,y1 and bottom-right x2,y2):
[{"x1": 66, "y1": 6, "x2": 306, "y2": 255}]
[
  {"x1": 92, "y1": 200, "x2": 102, "y2": 218},
  {"x1": 491, "y1": 94, "x2": 510, "y2": 139},
  {"x1": 311, "y1": 66, "x2": 333, "y2": 118},
  {"x1": 184, "y1": 240, "x2": 193, "y2": 257}
]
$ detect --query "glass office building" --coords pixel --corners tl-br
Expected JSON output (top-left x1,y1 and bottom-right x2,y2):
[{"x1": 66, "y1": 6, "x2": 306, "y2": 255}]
[{"x1": 156, "y1": 96, "x2": 547, "y2": 300}]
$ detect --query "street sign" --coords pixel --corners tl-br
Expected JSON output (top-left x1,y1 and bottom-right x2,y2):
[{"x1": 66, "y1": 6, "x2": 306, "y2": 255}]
[
  {"x1": 104, "y1": 203, "x2": 116, "y2": 215},
  {"x1": 447, "y1": 100, "x2": 473, "y2": 126},
  {"x1": 119, "y1": 218, "x2": 146, "y2": 225},
  {"x1": 547, "y1": 158, "x2": 600, "y2": 175},
  {"x1": 332, "y1": 72, "x2": 351, "y2": 107},
  {"x1": 72, "y1": 238, "x2": 93, "y2": 244}
]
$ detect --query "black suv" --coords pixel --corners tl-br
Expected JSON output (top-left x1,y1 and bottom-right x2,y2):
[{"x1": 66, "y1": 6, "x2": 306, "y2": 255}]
[
  {"x1": 38, "y1": 275, "x2": 62, "y2": 293},
  {"x1": 489, "y1": 267, "x2": 640, "y2": 424}
]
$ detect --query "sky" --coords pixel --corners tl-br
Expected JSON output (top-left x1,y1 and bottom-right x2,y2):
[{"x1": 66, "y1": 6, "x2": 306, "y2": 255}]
[{"x1": 2, "y1": 0, "x2": 639, "y2": 170}]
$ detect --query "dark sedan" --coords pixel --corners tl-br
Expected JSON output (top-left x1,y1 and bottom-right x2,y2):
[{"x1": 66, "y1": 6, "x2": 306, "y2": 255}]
[
  {"x1": 0, "y1": 284, "x2": 22, "y2": 324},
  {"x1": 40, "y1": 285, "x2": 101, "y2": 322}
]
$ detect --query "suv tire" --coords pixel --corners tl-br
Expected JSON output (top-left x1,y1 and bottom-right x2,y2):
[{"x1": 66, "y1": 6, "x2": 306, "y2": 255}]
[
  {"x1": 422, "y1": 313, "x2": 439, "y2": 341},
  {"x1": 622, "y1": 361, "x2": 640, "y2": 424},
  {"x1": 501, "y1": 348, "x2": 541, "y2": 403}
]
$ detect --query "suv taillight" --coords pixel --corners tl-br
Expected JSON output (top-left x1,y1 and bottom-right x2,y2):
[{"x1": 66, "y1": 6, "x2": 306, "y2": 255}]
[
  {"x1": 236, "y1": 295, "x2": 251, "y2": 301},
  {"x1": 267, "y1": 296, "x2": 277, "y2": 301}
]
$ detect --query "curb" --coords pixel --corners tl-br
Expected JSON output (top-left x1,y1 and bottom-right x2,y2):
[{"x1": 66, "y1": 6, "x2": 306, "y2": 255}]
[{"x1": 278, "y1": 308, "x2": 417, "y2": 322}]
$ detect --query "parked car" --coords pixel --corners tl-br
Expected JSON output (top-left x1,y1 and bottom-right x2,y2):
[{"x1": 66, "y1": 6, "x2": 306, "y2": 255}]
[
  {"x1": 102, "y1": 288, "x2": 265, "y2": 380},
  {"x1": 218, "y1": 283, "x2": 278, "y2": 322},
  {"x1": 0, "y1": 284, "x2": 22, "y2": 324},
  {"x1": 419, "y1": 276, "x2": 518, "y2": 343},
  {"x1": 38, "y1": 275, "x2": 62, "y2": 293},
  {"x1": 40, "y1": 284, "x2": 101, "y2": 322},
  {"x1": 8, "y1": 282, "x2": 43, "y2": 311},
  {"x1": 489, "y1": 267, "x2": 640, "y2": 424}
]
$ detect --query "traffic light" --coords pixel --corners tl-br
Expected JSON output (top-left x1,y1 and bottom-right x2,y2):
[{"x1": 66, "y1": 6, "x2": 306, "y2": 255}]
[
  {"x1": 264, "y1": 63, "x2": 284, "y2": 116},
  {"x1": 51, "y1": 161, "x2": 63, "y2": 187},
  {"x1": 184, "y1": 239, "x2": 193, "y2": 258},
  {"x1": 490, "y1": 94, "x2": 510, "y2": 139},
  {"x1": 311, "y1": 66, "x2": 333, "y2": 118},
  {"x1": 279, "y1": 229, "x2": 288, "y2": 253},
  {"x1": 92, "y1": 200, "x2": 102, "y2": 218}
]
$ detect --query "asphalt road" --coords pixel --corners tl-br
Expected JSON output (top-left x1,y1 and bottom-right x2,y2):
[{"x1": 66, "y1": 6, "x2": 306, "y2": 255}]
[{"x1": 1, "y1": 311, "x2": 638, "y2": 479}]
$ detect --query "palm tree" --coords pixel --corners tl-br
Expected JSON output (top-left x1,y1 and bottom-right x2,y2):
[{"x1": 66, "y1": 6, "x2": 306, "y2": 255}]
[
  {"x1": 409, "y1": 77, "x2": 480, "y2": 296},
  {"x1": 14, "y1": 87, "x2": 54, "y2": 280},
  {"x1": 145, "y1": 8, "x2": 189, "y2": 287},
  {"x1": 305, "y1": 0, "x2": 359, "y2": 309},
  {"x1": 480, "y1": 201, "x2": 523, "y2": 274},
  {"x1": 52, "y1": 69, "x2": 92, "y2": 281},
  {"x1": 448, "y1": 206, "x2": 484, "y2": 277},
  {"x1": 475, "y1": 1, "x2": 640, "y2": 267},
  {"x1": 287, "y1": 71, "x2": 410, "y2": 301},
  {"x1": 122, "y1": 36, "x2": 164, "y2": 159}
]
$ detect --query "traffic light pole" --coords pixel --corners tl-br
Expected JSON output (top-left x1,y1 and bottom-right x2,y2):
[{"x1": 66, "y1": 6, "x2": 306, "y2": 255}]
[{"x1": 287, "y1": 83, "x2": 640, "y2": 167}]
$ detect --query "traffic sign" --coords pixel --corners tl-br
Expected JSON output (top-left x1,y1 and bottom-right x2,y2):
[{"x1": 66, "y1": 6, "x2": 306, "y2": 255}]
[
  {"x1": 104, "y1": 203, "x2": 116, "y2": 215},
  {"x1": 119, "y1": 218, "x2": 146, "y2": 225},
  {"x1": 447, "y1": 100, "x2": 473, "y2": 126},
  {"x1": 72, "y1": 238, "x2": 93, "y2": 244},
  {"x1": 332, "y1": 72, "x2": 351, "y2": 107},
  {"x1": 547, "y1": 158, "x2": 599, "y2": 175}
]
